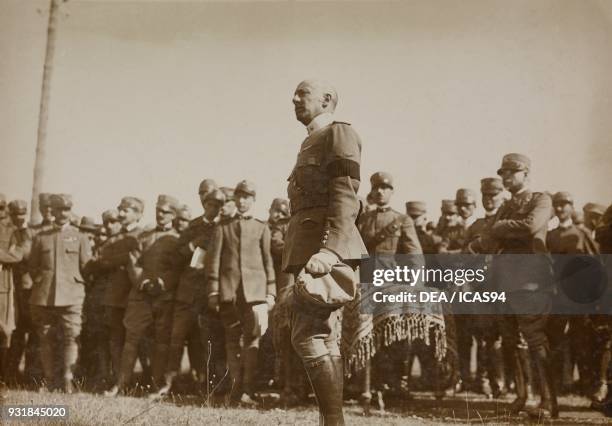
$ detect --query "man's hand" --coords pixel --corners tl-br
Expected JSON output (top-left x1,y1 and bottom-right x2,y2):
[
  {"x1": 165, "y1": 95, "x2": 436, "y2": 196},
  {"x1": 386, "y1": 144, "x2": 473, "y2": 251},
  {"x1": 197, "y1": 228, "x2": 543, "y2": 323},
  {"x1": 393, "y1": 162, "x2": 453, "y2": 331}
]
[
  {"x1": 207, "y1": 294, "x2": 219, "y2": 312},
  {"x1": 305, "y1": 250, "x2": 338, "y2": 275}
]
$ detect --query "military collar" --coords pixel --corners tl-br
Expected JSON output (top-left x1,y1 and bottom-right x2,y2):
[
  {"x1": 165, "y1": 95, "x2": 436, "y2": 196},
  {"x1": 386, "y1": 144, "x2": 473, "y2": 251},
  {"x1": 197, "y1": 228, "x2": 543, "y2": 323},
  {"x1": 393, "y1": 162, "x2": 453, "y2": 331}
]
[
  {"x1": 156, "y1": 223, "x2": 173, "y2": 232},
  {"x1": 237, "y1": 213, "x2": 252, "y2": 220},
  {"x1": 558, "y1": 218, "x2": 573, "y2": 229},
  {"x1": 123, "y1": 222, "x2": 138, "y2": 232},
  {"x1": 306, "y1": 112, "x2": 334, "y2": 135},
  {"x1": 376, "y1": 205, "x2": 391, "y2": 213},
  {"x1": 55, "y1": 222, "x2": 72, "y2": 231}
]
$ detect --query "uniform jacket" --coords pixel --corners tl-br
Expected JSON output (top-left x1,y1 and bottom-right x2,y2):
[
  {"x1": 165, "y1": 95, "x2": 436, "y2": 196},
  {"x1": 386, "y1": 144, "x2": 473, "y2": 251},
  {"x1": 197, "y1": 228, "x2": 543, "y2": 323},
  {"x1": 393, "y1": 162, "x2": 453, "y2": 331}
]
[
  {"x1": 206, "y1": 216, "x2": 275, "y2": 304},
  {"x1": 28, "y1": 224, "x2": 92, "y2": 306},
  {"x1": 0, "y1": 224, "x2": 29, "y2": 337},
  {"x1": 547, "y1": 224, "x2": 599, "y2": 255},
  {"x1": 129, "y1": 226, "x2": 182, "y2": 302},
  {"x1": 100, "y1": 225, "x2": 143, "y2": 308},
  {"x1": 175, "y1": 215, "x2": 216, "y2": 304},
  {"x1": 490, "y1": 190, "x2": 554, "y2": 292},
  {"x1": 269, "y1": 218, "x2": 293, "y2": 291},
  {"x1": 282, "y1": 120, "x2": 368, "y2": 271}
]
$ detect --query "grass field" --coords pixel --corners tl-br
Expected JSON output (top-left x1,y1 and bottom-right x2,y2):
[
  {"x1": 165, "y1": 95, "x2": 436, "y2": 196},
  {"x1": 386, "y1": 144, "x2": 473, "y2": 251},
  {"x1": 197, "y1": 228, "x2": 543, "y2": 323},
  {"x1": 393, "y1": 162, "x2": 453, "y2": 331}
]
[{"x1": 2, "y1": 389, "x2": 610, "y2": 425}]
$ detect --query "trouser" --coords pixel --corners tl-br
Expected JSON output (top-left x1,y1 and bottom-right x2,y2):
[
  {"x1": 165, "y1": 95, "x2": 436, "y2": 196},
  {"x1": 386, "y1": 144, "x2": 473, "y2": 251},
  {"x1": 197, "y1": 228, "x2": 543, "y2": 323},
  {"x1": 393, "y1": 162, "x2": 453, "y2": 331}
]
[
  {"x1": 117, "y1": 299, "x2": 173, "y2": 389},
  {"x1": 6, "y1": 288, "x2": 42, "y2": 383},
  {"x1": 31, "y1": 304, "x2": 82, "y2": 390},
  {"x1": 219, "y1": 297, "x2": 262, "y2": 397},
  {"x1": 167, "y1": 301, "x2": 199, "y2": 376},
  {"x1": 199, "y1": 310, "x2": 227, "y2": 394}
]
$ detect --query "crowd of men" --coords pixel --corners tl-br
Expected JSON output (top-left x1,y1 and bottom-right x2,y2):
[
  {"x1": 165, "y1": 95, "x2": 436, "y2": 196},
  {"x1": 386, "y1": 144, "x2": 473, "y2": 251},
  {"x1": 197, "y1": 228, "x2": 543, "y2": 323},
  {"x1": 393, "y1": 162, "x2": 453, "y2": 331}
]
[{"x1": 1, "y1": 79, "x2": 612, "y2": 425}]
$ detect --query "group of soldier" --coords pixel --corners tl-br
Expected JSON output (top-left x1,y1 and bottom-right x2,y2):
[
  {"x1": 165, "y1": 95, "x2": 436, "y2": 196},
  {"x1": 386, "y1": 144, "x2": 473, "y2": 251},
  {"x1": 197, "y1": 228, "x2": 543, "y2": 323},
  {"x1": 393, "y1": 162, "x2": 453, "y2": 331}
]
[{"x1": 1, "y1": 79, "x2": 612, "y2": 425}]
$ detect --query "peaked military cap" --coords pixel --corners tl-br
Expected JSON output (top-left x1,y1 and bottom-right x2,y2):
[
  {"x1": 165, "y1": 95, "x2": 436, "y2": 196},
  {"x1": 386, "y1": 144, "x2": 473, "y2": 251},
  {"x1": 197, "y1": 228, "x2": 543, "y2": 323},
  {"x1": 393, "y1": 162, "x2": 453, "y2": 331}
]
[
  {"x1": 39, "y1": 192, "x2": 53, "y2": 207},
  {"x1": 79, "y1": 216, "x2": 99, "y2": 232},
  {"x1": 553, "y1": 191, "x2": 573, "y2": 205},
  {"x1": 497, "y1": 153, "x2": 531, "y2": 175},
  {"x1": 583, "y1": 202, "x2": 606, "y2": 216},
  {"x1": 198, "y1": 179, "x2": 217, "y2": 195},
  {"x1": 220, "y1": 187, "x2": 234, "y2": 201},
  {"x1": 102, "y1": 209, "x2": 120, "y2": 223},
  {"x1": 406, "y1": 201, "x2": 426, "y2": 216},
  {"x1": 8, "y1": 199, "x2": 27, "y2": 215},
  {"x1": 370, "y1": 171, "x2": 394, "y2": 189},
  {"x1": 480, "y1": 177, "x2": 504, "y2": 194},
  {"x1": 50, "y1": 193, "x2": 73, "y2": 210},
  {"x1": 235, "y1": 180, "x2": 256, "y2": 197},
  {"x1": 156, "y1": 194, "x2": 179, "y2": 212},
  {"x1": 271, "y1": 198, "x2": 290, "y2": 214},
  {"x1": 441, "y1": 199, "x2": 458, "y2": 214},
  {"x1": 177, "y1": 204, "x2": 192, "y2": 220},
  {"x1": 204, "y1": 189, "x2": 226, "y2": 204},
  {"x1": 118, "y1": 196, "x2": 144, "y2": 213},
  {"x1": 455, "y1": 188, "x2": 476, "y2": 205}
]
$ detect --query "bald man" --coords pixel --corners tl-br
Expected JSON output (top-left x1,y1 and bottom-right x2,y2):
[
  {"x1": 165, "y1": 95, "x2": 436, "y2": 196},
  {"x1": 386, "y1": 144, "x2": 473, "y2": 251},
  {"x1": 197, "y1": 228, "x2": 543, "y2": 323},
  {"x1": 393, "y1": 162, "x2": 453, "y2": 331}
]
[{"x1": 282, "y1": 80, "x2": 368, "y2": 425}]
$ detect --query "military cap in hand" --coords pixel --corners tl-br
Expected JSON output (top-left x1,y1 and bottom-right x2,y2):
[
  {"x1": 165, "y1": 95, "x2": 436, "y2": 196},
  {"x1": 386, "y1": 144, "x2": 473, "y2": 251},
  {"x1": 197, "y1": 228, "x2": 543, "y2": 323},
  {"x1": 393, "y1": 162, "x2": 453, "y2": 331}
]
[
  {"x1": 553, "y1": 191, "x2": 573, "y2": 205},
  {"x1": 370, "y1": 171, "x2": 393, "y2": 189},
  {"x1": 480, "y1": 177, "x2": 504, "y2": 194},
  {"x1": 406, "y1": 201, "x2": 426, "y2": 216},
  {"x1": 204, "y1": 189, "x2": 226, "y2": 204},
  {"x1": 235, "y1": 180, "x2": 256, "y2": 197},
  {"x1": 199, "y1": 179, "x2": 217, "y2": 195},
  {"x1": 102, "y1": 209, "x2": 120, "y2": 223},
  {"x1": 497, "y1": 153, "x2": 531, "y2": 175},
  {"x1": 8, "y1": 199, "x2": 27, "y2": 215},
  {"x1": 50, "y1": 193, "x2": 73, "y2": 210}
]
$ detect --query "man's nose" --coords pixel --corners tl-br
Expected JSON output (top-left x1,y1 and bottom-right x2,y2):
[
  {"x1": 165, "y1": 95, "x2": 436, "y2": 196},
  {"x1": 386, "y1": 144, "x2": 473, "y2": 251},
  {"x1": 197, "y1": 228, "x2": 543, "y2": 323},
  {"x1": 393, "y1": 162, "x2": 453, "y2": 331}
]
[{"x1": 292, "y1": 94, "x2": 300, "y2": 104}]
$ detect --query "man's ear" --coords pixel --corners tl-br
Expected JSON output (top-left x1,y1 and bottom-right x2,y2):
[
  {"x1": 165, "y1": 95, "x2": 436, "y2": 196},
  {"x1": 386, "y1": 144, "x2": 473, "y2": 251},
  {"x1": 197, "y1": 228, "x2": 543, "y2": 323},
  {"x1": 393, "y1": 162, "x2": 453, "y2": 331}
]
[{"x1": 322, "y1": 93, "x2": 332, "y2": 108}]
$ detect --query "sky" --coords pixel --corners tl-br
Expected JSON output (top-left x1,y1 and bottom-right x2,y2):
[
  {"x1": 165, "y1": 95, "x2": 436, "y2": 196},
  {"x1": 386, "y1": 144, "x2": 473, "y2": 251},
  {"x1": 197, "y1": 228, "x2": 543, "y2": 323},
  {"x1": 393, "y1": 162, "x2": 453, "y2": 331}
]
[{"x1": 1, "y1": 0, "x2": 611, "y2": 224}]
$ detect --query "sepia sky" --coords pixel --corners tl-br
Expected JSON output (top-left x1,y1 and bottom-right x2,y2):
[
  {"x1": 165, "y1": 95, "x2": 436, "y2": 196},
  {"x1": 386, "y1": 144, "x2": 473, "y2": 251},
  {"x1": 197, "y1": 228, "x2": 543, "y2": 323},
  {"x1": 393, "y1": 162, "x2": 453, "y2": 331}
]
[{"x1": 1, "y1": 0, "x2": 611, "y2": 224}]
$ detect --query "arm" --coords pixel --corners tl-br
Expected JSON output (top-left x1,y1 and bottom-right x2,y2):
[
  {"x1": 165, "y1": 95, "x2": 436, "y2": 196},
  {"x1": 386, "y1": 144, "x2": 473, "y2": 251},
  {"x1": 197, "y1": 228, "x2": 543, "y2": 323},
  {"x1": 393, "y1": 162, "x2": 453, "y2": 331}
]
[
  {"x1": 260, "y1": 225, "x2": 276, "y2": 297},
  {"x1": 205, "y1": 225, "x2": 223, "y2": 298},
  {"x1": 491, "y1": 193, "x2": 552, "y2": 240}
]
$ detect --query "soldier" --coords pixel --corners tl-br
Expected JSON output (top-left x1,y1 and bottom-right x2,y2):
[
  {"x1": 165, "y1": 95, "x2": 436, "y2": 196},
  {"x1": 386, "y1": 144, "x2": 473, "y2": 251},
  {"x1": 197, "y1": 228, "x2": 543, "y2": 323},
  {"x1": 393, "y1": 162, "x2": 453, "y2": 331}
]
[
  {"x1": 583, "y1": 202, "x2": 606, "y2": 237},
  {"x1": 31, "y1": 193, "x2": 55, "y2": 235},
  {"x1": 105, "y1": 195, "x2": 182, "y2": 396},
  {"x1": 152, "y1": 188, "x2": 225, "y2": 399},
  {"x1": 0, "y1": 194, "x2": 15, "y2": 396},
  {"x1": 282, "y1": 79, "x2": 368, "y2": 425},
  {"x1": 354, "y1": 172, "x2": 424, "y2": 412},
  {"x1": 174, "y1": 204, "x2": 192, "y2": 233},
  {"x1": 464, "y1": 178, "x2": 507, "y2": 398},
  {"x1": 547, "y1": 192, "x2": 599, "y2": 396},
  {"x1": 455, "y1": 188, "x2": 477, "y2": 227},
  {"x1": 436, "y1": 200, "x2": 465, "y2": 253},
  {"x1": 99, "y1": 197, "x2": 145, "y2": 386},
  {"x1": 4, "y1": 200, "x2": 40, "y2": 387},
  {"x1": 28, "y1": 194, "x2": 92, "y2": 393},
  {"x1": 80, "y1": 209, "x2": 122, "y2": 390},
  {"x1": 206, "y1": 180, "x2": 275, "y2": 405},
  {"x1": 219, "y1": 187, "x2": 237, "y2": 220},
  {"x1": 268, "y1": 198, "x2": 293, "y2": 293},
  {"x1": 488, "y1": 153, "x2": 558, "y2": 418},
  {"x1": 79, "y1": 216, "x2": 99, "y2": 247},
  {"x1": 406, "y1": 201, "x2": 438, "y2": 255}
]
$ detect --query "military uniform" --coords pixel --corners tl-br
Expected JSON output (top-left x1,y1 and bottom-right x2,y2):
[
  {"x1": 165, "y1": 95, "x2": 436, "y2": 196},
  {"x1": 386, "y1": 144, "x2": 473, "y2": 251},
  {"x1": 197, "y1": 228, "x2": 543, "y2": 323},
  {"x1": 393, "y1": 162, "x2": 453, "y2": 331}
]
[
  {"x1": 112, "y1": 195, "x2": 182, "y2": 392},
  {"x1": 98, "y1": 197, "x2": 145, "y2": 383},
  {"x1": 28, "y1": 194, "x2": 92, "y2": 392},
  {"x1": 489, "y1": 154, "x2": 557, "y2": 418},
  {"x1": 0, "y1": 194, "x2": 16, "y2": 353},
  {"x1": 282, "y1": 108, "x2": 368, "y2": 425},
  {"x1": 206, "y1": 181, "x2": 275, "y2": 400}
]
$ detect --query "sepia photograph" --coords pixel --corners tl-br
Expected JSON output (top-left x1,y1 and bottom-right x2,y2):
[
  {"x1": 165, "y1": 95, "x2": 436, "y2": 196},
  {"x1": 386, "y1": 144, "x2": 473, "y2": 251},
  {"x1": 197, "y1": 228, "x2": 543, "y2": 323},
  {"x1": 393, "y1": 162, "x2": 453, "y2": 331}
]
[{"x1": 1, "y1": 0, "x2": 612, "y2": 424}]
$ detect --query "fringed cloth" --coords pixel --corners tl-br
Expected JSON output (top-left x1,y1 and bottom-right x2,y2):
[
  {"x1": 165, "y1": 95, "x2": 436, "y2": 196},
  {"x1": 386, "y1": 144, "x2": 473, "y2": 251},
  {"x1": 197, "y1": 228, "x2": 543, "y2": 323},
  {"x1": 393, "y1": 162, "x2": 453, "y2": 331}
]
[{"x1": 340, "y1": 286, "x2": 446, "y2": 374}]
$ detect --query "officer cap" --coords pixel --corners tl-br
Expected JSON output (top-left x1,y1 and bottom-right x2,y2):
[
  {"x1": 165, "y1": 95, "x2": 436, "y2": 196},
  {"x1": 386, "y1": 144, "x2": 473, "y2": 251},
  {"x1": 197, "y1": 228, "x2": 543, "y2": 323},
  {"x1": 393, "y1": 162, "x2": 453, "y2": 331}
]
[
  {"x1": 583, "y1": 202, "x2": 606, "y2": 216},
  {"x1": 441, "y1": 199, "x2": 458, "y2": 214},
  {"x1": 220, "y1": 187, "x2": 234, "y2": 202},
  {"x1": 198, "y1": 179, "x2": 217, "y2": 195},
  {"x1": 497, "y1": 153, "x2": 531, "y2": 175},
  {"x1": 204, "y1": 189, "x2": 226, "y2": 205},
  {"x1": 370, "y1": 172, "x2": 394, "y2": 189},
  {"x1": 39, "y1": 192, "x2": 53, "y2": 208},
  {"x1": 455, "y1": 188, "x2": 476, "y2": 205},
  {"x1": 270, "y1": 198, "x2": 290, "y2": 214},
  {"x1": 50, "y1": 194, "x2": 73, "y2": 210},
  {"x1": 79, "y1": 216, "x2": 99, "y2": 232},
  {"x1": 102, "y1": 209, "x2": 120, "y2": 223},
  {"x1": 235, "y1": 180, "x2": 256, "y2": 197},
  {"x1": 480, "y1": 177, "x2": 504, "y2": 195},
  {"x1": 405, "y1": 201, "x2": 426, "y2": 216},
  {"x1": 156, "y1": 195, "x2": 179, "y2": 212},
  {"x1": 552, "y1": 191, "x2": 573, "y2": 205},
  {"x1": 177, "y1": 204, "x2": 192, "y2": 220},
  {"x1": 118, "y1": 196, "x2": 144, "y2": 213},
  {"x1": 8, "y1": 199, "x2": 27, "y2": 215}
]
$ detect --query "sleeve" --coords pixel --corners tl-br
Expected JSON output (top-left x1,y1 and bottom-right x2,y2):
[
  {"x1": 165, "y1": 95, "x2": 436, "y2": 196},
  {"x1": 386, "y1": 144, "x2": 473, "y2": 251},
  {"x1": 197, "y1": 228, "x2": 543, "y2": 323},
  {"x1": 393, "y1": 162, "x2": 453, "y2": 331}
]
[
  {"x1": 79, "y1": 233, "x2": 93, "y2": 274},
  {"x1": 260, "y1": 225, "x2": 276, "y2": 297},
  {"x1": 321, "y1": 123, "x2": 362, "y2": 258},
  {"x1": 0, "y1": 234, "x2": 27, "y2": 263},
  {"x1": 398, "y1": 215, "x2": 423, "y2": 255},
  {"x1": 491, "y1": 194, "x2": 553, "y2": 240},
  {"x1": 205, "y1": 225, "x2": 223, "y2": 297}
]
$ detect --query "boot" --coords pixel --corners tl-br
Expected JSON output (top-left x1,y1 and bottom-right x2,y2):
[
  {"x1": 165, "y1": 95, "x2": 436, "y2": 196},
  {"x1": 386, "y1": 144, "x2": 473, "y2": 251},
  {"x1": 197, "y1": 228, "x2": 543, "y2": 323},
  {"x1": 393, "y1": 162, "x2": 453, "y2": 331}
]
[
  {"x1": 38, "y1": 331, "x2": 56, "y2": 392},
  {"x1": 242, "y1": 346, "x2": 259, "y2": 402},
  {"x1": 359, "y1": 360, "x2": 372, "y2": 416},
  {"x1": 62, "y1": 338, "x2": 79, "y2": 394},
  {"x1": 304, "y1": 354, "x2": 344, "y2": 426},
  {"x1": 104, "y1": 341, "x2": 138, "y2": 397},
  {"x1": 0, "y1": 347, "x2": 8, "y2": 400},
  {"x1": 148, "y1": 371, "x2": 175, "y2": 400},
  {"x1": 508, "y1": 351, "x2": 527, "y2": 414},
  {"x1": 526, "y1": 345, "x2": 559, "y2": 419}
]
